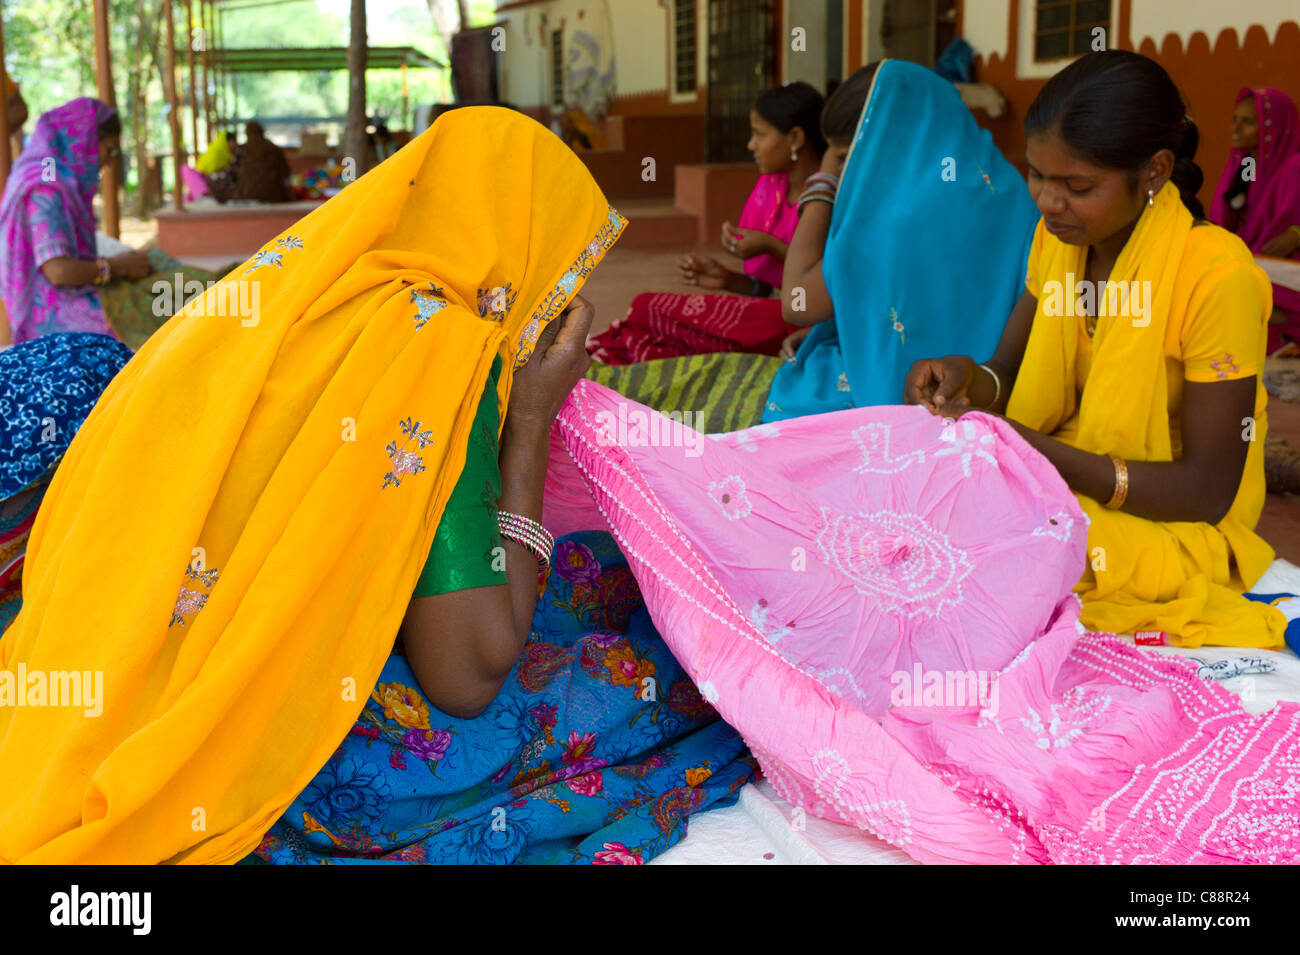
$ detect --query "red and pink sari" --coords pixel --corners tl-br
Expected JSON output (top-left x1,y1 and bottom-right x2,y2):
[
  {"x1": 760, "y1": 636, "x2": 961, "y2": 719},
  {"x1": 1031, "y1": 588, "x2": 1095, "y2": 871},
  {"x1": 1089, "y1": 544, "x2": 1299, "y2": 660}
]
[
  {"x1": 543, "y1": 380, "x2": 1300, "y2": 863},
  {"x1": 1210, "y1": 86, "x2": 1300, "y2": 353},
  {"x1": 588, "y1": 173, "x2": 800, "y2": 365}
]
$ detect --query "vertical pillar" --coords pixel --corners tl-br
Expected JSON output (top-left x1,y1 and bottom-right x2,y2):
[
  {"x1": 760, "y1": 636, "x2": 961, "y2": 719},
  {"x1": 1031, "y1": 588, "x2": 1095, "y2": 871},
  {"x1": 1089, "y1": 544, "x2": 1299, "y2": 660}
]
[
  {"x1": 164, "y1": 0, "x2": 185, "y2": 210},
  {"x1": 92, "y1": 0, "x2": 120, "y2": 237}
]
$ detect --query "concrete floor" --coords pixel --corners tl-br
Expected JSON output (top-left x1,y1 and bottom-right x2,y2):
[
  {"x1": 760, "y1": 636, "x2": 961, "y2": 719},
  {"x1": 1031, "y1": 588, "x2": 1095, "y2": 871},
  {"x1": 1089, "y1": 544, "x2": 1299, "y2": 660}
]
[{"x1": 581, "y1": 242, "x2": 731, "y2": 336}]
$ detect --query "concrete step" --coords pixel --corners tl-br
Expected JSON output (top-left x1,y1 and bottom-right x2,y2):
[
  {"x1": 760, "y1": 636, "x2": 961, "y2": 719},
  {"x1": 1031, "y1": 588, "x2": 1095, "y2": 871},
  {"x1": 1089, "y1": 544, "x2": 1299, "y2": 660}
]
[{"x1": 610, "y1": 198, "x2": 700, "y2": 249}]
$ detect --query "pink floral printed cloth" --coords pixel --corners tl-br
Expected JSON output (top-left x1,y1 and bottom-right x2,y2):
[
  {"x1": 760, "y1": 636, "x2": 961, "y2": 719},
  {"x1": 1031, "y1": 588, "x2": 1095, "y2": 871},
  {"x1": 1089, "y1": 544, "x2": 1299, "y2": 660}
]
[{"x1": 543, "y1": 381, "x2": 1300, "y2": 864}]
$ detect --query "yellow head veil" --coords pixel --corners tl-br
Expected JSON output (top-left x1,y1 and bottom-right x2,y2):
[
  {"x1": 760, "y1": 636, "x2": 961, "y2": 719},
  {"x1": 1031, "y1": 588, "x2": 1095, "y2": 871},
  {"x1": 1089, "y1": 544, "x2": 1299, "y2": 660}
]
[
  {"x1": 0, "y1": 106, "x2": 625, "y2": 863},
  {"x1": 194, "y1": 132, "x2": 234, "y2": 174}
]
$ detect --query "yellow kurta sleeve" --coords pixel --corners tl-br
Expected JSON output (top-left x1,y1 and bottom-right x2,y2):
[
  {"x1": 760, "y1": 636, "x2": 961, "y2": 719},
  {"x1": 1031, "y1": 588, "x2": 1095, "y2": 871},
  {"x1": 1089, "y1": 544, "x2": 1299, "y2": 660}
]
[{"x1": 1179, "y1": 253, "x2": 1270, "y2": 384}]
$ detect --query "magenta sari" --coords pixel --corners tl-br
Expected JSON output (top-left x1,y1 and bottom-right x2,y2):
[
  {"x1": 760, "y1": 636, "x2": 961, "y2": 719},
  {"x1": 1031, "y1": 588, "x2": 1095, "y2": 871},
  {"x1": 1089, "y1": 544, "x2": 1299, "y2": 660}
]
[
  {"x1": 1210, "y1": 87, "x2": 1300, "y2": 352},
  {"x1": 586, "y1": 173, "x2": 799, "y2": 365},
  {"x1": 0, "y1": 98, "x2": 117, "y2": 344},
  {"x1": 737, "y1": 172, "x2": 800, "y2": 289}
]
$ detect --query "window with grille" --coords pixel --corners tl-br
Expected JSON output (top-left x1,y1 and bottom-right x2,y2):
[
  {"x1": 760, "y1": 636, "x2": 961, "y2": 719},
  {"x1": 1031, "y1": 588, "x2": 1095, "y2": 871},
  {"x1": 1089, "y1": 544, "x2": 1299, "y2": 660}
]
[
  {"x1": 551, "y1": 29, "x2": 564, "y2": 107},
  {"x1": 673, "y1": 0, "x2": 697, "y2": 96},
  {"x1": 1034, "y1": 0, "x2": 1111, "y2": 61}
]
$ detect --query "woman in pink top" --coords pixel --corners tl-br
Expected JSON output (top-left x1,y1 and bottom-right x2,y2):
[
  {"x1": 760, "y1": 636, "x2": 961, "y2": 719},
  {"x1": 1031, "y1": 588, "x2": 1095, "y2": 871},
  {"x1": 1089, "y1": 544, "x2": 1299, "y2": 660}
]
[
  {"x1": 1209, "y1": 86, "x2": 1300, "y2": 353},
  {"x1": 587, "y1": 82, "x2": 824, "y2": 364}
]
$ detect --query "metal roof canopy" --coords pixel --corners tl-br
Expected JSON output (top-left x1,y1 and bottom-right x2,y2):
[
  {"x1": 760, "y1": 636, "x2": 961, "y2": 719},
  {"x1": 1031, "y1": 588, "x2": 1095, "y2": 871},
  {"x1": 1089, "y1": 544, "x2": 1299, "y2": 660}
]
[{"x1": 219, "y1": 45, "x2": 445, "y2": 72}]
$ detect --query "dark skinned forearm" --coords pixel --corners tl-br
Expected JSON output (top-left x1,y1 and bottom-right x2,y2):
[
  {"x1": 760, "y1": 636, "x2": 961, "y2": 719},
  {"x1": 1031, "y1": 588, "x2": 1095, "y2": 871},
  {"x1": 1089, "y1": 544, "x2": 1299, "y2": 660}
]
[
  {"x1": 398, "y1": 420, "x2": 552, "y2": 719},
  {"x1": 1002, "y1": 376, "x2": 1256, "y2": 524},
  {"x1": 497, "y1": 420, "x2": 550, "y2": 650},
  {"x1": 781, "y1": 200, "x2": 834, "y2": 324},
  {"x1": 40, "y1": 257, "x2": 101, "y2": 287}
]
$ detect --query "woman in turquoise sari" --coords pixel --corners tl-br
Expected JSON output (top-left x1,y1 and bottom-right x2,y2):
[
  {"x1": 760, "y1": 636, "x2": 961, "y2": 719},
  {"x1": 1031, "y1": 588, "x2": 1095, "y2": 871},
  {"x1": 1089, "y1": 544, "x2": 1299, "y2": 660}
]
[
  {"x1": 589, "y1": 61, "x2": 1040, "y2": 428},
  {"x1": 761, "y1": 59, "x2": 1040, "y2": 421}
]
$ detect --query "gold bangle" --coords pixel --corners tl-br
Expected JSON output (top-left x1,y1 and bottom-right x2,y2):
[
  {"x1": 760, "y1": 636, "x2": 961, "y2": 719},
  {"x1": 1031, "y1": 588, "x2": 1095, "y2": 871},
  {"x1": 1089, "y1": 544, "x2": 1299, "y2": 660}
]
[{"x1": 1104, "y1": 455, "x2": 1129, "y2": 509}]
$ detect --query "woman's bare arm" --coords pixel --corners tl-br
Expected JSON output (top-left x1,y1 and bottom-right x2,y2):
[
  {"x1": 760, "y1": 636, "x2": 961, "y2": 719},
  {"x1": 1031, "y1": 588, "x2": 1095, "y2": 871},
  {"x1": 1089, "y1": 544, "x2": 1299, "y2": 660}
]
[
  {"x1": 1005, "y1": 376, "x2": 1255, "y2": 524},
  {"x1": 41, "y1": 252, "x2": 151, "y2": 286},
  {"x1": 399, "y1": 298, "x2": 592, "y2": 720},
  {"x1": 780, "y1": 199, "x2": 833, "y2": 325}
]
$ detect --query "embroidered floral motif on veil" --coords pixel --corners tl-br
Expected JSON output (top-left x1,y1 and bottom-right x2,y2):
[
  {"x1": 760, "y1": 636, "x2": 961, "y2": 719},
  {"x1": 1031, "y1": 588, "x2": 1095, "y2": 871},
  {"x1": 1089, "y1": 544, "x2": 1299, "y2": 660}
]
[
  {"x1": 515, "y1": 206, "x2": 626, "y2": 367},
  {"x1": 382, "y1": 417, "x2": 435, "y2": 489},
  {"x1": 410, "y1": 283, "x2": 447, "y2": 329},
  {"x1": 170, "y1": 561, "x2": 221, "y2": 627},
  {"x1": 477, "y1": 283, "x2": 516, "y2": 323},
  {"x1": 244, "y1": 234, "x2": 305, "y2": 275}
]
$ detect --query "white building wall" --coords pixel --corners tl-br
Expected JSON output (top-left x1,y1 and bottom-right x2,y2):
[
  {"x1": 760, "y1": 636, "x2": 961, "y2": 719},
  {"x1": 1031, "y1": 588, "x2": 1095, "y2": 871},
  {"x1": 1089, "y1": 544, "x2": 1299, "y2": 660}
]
[
  {"x1": 611, "y1": 0, "x2": 672, "y2": 96},
  {"x1": 495, "y1": 0, "x2": 678, "y2": 108},
  {"x1": 784, "y1": 0, "x2": 830, "y2": 86},
  {"x1": 962, "y1": 0, "x2": 1011, "y2": 61},
  {"x1": 1129, "y1": 0, "x2": 1297, "y2": 48}
]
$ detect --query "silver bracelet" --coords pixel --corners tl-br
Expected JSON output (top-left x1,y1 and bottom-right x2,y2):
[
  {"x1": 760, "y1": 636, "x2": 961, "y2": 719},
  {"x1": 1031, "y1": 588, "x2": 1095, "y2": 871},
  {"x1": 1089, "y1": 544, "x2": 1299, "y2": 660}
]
[
  {"x1": 497, "y1": 509, "x2": 554, "y2": 568},
  {"x1": 978, "y1": 363, "x2": 1002, "y2": 408}
]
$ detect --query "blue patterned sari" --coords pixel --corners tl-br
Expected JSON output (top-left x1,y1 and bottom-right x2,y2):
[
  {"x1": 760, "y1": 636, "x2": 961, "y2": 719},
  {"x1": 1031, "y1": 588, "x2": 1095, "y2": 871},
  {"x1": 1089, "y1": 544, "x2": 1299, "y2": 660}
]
[{"x1": 251, "y1": 530, "x2": 756, "y2": 865}]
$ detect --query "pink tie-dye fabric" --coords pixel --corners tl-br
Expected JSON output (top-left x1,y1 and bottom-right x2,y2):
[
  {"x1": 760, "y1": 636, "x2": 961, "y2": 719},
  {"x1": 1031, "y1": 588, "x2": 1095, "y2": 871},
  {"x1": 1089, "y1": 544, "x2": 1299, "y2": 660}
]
[{"x1": 544, "y1": 380, "x2": 1300, "y2": 864}]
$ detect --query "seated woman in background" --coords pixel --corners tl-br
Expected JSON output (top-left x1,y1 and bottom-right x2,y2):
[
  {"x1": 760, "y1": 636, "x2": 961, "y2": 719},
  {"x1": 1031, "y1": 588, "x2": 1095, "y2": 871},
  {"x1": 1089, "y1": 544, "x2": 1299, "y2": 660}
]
[
  {"x1": 907, "y1": 50, "x2": 1297, "y2": 651},
  {"x1": 0, "y1": 100, "x2": 151, "y2": 343},
  {"x1": 0, "y1": 98, "x2": 225, "y2": 349},
  {"x1": 1210, "y1": 86, "x2": 1300, "y2": 353},
  {"x1": 587, "y1": 61, "x2": 1039, "y2": 431},
  {"x1": 586, "y1": 81, "x2": 824, "y2": 364},
  {"x1": 763, "y1": 59, "x2": 1040, "y2": 422},
  {"x1": 0, "y1": 107, "x2": 752, "y2": 865},
  {"x1": 196, "y1": 130, "x2": 239, "y2": 203},
  {"x1": 232, "y1": 121, "x2": 292, "y2": 204}
]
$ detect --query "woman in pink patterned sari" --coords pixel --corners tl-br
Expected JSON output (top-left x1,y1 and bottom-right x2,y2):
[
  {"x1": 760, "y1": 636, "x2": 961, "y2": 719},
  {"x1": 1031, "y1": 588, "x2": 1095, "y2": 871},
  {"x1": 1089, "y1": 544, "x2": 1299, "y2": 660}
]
[
  {"x1": 587, "y1": 82, "x2": 824, "y2": 364},
  {"x1": 0, "y1": 98, "x2": 151, "y2": 343},
  {"x1": 1210, "y1": 86, "x2": 1300, "y2": 353}
]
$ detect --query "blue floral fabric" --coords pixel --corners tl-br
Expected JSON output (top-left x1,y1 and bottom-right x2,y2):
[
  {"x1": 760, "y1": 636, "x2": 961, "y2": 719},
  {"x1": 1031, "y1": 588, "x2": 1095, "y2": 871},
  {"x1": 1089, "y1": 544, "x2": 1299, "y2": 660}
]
[
  {"x1": 252, "y1": 530, "x2": 756, "y2": 865},
  {"x1": 0, "y1": 332, "x2": 134, "y2": 497}
]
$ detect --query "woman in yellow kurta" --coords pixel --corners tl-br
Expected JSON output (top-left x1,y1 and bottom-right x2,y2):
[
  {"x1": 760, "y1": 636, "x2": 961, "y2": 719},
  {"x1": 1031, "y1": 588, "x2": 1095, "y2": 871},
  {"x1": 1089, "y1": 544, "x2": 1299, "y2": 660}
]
[
  {"x1": 907, "y1": 51, "x2": 1294, "y2": 650},
  {"x1": 0, "y1": 106, "x2": 626, "y2": 863}
]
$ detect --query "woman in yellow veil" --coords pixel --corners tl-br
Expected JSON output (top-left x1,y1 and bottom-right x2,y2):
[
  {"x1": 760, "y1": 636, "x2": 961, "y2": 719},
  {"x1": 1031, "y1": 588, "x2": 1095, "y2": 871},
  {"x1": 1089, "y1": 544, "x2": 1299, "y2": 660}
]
[{"x1": 0, "y1": 106, "x2": 637, "y2": 864}]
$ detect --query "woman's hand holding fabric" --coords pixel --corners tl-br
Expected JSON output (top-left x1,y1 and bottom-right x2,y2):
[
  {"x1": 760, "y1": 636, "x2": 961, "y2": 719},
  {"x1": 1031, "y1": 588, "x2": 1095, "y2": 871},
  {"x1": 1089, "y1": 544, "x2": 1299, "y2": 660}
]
[
  {"x1": 904, "y1": 355, "x2": 976, "y2": 416},
  {"x1": 779, "y1": 325, "x2": 810, "y2": 360},
  {"x1": 505, "y1": 295, "x2": 594, "y2": 438}
]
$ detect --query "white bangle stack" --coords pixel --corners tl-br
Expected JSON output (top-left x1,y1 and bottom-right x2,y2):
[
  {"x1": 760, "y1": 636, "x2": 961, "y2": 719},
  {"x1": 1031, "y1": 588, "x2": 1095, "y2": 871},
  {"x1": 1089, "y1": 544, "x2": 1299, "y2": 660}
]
[{"x1": 497, "y1": 510, "x2": 555, "y2": 568}]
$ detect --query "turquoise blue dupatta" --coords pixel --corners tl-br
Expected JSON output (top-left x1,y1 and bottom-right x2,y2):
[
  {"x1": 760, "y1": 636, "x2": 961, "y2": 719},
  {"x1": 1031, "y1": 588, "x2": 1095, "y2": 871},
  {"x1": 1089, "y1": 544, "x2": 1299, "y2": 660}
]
[{"x1": 763, "y1": 60, "x2": 1039, "y2": 421}]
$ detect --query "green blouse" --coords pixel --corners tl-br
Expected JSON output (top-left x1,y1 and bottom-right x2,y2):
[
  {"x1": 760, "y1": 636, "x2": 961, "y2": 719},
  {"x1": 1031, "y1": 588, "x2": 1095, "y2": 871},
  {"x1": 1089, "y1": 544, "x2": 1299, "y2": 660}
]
[{"x1": 411, "y1": 356, "x2": 507, "y2": 597}]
